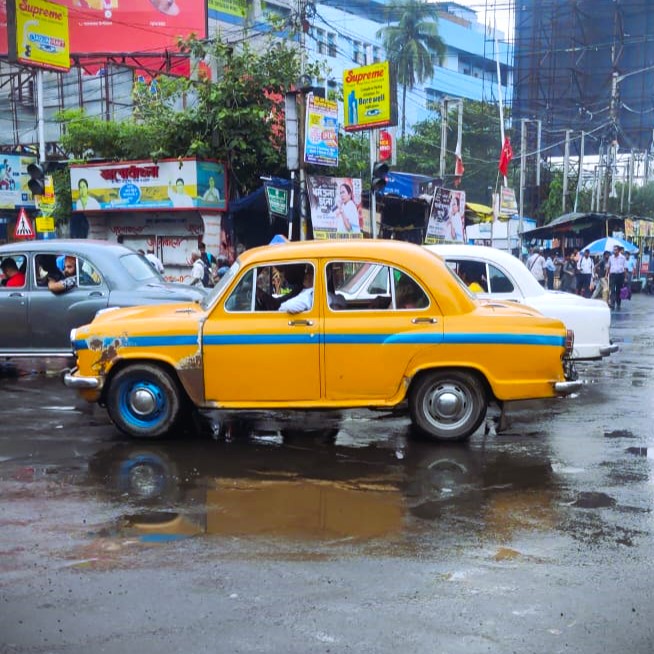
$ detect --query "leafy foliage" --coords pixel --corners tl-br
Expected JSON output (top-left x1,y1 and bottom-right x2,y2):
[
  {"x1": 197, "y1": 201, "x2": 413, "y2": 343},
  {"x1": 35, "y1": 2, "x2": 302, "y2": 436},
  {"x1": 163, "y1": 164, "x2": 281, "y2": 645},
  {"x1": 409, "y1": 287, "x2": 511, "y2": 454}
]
[{"x1": 56, "y1": 34, "x2": 320, "y2": 197}]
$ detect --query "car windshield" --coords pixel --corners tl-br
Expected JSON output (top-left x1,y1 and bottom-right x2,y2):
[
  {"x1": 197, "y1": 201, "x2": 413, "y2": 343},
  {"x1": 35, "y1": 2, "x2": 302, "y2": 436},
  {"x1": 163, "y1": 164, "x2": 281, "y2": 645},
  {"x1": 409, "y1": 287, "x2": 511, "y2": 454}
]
[
  {"x1": 201, "y1": 260, "x2": 241, "y2": 310},
  {"x1": 120, "y1": 253, "x2": 161, "y2": 282}
]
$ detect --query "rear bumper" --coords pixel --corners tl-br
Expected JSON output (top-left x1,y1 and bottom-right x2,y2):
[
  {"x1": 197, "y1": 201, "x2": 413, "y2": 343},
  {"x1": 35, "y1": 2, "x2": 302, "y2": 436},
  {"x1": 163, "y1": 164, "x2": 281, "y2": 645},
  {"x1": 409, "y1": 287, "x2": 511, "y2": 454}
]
[
  {"x1": 600, "y1": 343, "x2": 619, "y2": 356},
  {"x1": 554, "y1": 380, "x2": 582, "y2": 395},
  {"x1": 63, "y1": 368, "x2": 102, "y2": 390}
]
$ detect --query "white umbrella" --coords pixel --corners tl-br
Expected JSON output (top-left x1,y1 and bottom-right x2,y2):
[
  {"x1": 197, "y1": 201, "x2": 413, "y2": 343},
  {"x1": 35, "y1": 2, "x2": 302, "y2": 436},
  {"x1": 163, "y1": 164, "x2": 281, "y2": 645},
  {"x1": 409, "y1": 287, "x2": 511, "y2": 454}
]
[{"x1": 582, "y1": 236, "x2": 638, "y2": 256}]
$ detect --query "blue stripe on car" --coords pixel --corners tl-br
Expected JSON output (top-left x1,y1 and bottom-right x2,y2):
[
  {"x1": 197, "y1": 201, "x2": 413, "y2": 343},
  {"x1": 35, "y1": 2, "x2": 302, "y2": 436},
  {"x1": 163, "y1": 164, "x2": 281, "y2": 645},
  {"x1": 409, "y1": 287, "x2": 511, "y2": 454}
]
[{"x1": 73, "y1": 333, "x2": 564, "y2": 349}]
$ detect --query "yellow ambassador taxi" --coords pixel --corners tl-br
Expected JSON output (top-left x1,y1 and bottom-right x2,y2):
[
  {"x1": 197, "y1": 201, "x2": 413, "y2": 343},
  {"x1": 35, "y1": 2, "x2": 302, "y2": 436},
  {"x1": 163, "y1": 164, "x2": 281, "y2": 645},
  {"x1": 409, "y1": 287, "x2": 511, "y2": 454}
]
[{"x1": 64, "y1": 240, "x2": 580, "y2": 442}]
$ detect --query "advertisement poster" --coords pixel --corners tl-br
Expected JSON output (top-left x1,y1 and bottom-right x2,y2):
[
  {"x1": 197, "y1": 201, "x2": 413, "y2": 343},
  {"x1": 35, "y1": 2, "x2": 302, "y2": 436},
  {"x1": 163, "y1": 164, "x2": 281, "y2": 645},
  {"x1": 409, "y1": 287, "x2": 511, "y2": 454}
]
[
  {"x1": 1, "y1": 1, "x2": 206, "y2": 56},
  {"x1": 304, "y1": 93, "x2": 338, "y2": 167},
  {"x1": 7, "y1": 0, "x2": 70, "y2": 71},
  {"x1": 207, "y1": 0, "x2": 247, "y2": 20},
  {"x1": 499, "y1": 186, "x2": 518, "y2": 217},
  {"x1": 425, "y1": 188, "x2": 466, "y2": 244},
  {"x1": 307, "y1": 176, "x2": 363, "y2": 239},
  {"x1": 342, "y1": 61, "x2": 397, "y2": 132},
  {"x1": 70, "y1": 159, "x2": 227, "y2": 212},
  {"x1": 0, "y1": 155, "x2": 38, "y2": 209}
]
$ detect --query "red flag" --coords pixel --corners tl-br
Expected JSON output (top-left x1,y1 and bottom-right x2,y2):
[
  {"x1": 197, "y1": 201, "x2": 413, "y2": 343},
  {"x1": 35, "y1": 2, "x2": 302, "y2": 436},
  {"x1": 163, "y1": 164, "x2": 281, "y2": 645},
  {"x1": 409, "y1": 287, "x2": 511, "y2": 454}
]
[{"x1": 498, "y1": 136, "x2": 513, "y2": 177}]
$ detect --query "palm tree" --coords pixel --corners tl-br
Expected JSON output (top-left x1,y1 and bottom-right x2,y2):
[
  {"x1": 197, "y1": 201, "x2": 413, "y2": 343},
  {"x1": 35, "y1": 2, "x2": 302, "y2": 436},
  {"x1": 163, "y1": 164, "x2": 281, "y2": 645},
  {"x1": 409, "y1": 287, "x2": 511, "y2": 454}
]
[{"x1": 377, "y1": 0, "x2": 446, "y2": 140}]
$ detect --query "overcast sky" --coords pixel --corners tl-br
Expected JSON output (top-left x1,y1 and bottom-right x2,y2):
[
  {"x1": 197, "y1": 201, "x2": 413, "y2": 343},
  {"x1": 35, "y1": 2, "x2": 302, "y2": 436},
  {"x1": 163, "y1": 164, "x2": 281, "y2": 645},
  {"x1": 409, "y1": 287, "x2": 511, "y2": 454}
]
[{"x1": 448, "y1": 0, "x2": 514, "y2": 41}]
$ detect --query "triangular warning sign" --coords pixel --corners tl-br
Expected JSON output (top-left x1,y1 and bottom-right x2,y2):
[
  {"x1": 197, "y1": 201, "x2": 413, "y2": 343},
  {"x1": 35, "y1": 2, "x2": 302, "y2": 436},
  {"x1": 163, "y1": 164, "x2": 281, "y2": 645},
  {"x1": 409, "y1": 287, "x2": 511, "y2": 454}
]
[{"x1": 14, "y1": 208, "x2": 35, "y2": 240}]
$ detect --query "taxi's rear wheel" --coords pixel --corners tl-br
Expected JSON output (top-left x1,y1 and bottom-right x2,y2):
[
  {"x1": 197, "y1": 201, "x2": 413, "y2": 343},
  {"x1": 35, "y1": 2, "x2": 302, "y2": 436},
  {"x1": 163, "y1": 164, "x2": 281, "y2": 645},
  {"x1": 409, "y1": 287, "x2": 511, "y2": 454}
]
[
  {"x1": 409, "y1": 370, "x2": 487, "y2": 442},
  {"x1": 107, "y1": 364, "x2": 182, "y2": 439}
]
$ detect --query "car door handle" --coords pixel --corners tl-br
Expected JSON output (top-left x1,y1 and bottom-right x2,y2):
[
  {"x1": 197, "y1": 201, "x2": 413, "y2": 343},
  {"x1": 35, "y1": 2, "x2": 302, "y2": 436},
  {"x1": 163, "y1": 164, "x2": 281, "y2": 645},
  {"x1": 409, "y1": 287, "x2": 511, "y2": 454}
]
[
  {"x1": 9, "y1": 292, "x2": 24, "y2": 298},
  {"x1": 288, "y1": 319, "x2": 314, "y2": 326},
  {"x1": 87, "y1": 291, "x2": 104, "y2": 297},
  {"x1": 411, "y1": 317, "x2": 438, "y2": 324}
]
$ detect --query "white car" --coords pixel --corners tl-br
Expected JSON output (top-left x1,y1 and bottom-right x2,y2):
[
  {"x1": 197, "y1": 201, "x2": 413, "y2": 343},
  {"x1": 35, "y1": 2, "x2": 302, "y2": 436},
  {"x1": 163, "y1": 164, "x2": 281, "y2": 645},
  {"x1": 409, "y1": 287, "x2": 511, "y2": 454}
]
[{"x1": 425, "y1": 244, "x2": 617, "y2": 361}]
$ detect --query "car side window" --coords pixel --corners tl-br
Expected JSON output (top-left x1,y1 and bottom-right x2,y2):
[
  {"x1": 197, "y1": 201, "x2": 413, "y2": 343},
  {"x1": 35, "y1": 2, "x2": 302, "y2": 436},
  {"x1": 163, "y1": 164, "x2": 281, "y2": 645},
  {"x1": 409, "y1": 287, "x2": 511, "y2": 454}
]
[
  {"x1": 225, "y1": 269, "x2": 255, "y2": 312},
  {"x1": 77, "y1": 257, "x2": 102, "y2": 287},
  {"x1": 488, "y1": 264, "x2": 514, "y2": 293},
  {"x1": 393, "y1": 270, "x2": 430, "y2": 309},
  {"x1": 0, "y1": 254, "x2": 27, "y2": 289}
]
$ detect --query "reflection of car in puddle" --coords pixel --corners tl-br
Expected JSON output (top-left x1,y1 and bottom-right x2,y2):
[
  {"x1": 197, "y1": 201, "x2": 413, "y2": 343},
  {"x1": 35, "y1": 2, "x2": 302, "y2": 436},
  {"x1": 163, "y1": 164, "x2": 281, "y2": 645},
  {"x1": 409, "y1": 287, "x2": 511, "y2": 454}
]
[{"x1": 88, "y1": 430, "x2": 559, "y2": 544}]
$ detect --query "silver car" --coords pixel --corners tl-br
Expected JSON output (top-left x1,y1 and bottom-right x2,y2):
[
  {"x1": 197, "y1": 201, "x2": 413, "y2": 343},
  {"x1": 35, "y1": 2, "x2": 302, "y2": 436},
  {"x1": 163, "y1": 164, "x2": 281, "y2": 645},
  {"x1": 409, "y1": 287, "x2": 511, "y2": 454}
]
[{"x1": 0, "y1": 240, "x2": 205, "y2": 358}]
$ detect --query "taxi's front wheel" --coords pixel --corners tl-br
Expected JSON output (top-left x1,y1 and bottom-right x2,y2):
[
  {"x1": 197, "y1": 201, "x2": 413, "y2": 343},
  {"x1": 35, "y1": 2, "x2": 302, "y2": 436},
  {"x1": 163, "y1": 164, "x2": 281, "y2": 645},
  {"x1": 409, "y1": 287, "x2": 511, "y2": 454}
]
[
  {"x1": 107, "y1": 364, "x2": 183, "y2": 439},
  {"x1": 409, "y1": 370, "x2": 487, "y2": 442}
]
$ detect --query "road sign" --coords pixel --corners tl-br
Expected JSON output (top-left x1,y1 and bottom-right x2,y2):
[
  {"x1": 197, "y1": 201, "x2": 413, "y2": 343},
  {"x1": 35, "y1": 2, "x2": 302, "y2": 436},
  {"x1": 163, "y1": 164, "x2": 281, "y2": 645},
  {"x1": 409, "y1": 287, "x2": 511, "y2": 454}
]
[{"x1": 14, "y1": 208, "x2": 35, "y2": 239}]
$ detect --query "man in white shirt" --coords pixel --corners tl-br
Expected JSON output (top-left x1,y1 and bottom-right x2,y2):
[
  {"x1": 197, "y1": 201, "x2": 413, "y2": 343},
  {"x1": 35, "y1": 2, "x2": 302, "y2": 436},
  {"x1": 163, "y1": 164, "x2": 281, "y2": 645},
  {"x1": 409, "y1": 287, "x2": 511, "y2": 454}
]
[
  {"x1": 279, "y1": 267, "x2": 314, "y2": 314},
  {"x1": 189, "y1": 251, "x2": 206, "y2": 287},
  {"x1": 527, "y1": 247, "x2": 546, "y2": 287},
  {"x1": 577, "y1": 248, "x2": 594, "y2": 297},
  {"x1": 608, "y1": 245, "x2": 627, "y2": 309}
]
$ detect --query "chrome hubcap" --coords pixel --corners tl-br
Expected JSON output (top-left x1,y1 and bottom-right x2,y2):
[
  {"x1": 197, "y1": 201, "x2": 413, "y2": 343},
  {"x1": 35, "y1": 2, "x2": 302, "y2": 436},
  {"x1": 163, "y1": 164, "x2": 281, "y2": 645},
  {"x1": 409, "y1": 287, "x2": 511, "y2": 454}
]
[
  {"x1": 434, "y1": 391, "x2": 461, "y2": 418},
  {"x1": 129, "y1": 387, "x2": 158, "y2": 416}
]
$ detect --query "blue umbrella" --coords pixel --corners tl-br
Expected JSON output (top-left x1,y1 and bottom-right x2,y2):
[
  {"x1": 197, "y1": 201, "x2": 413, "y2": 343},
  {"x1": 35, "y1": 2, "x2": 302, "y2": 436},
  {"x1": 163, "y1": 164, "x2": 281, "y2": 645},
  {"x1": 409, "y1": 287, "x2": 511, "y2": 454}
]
[{"x1": 582, "y1": 236, "x2": 638, "y2": 256}]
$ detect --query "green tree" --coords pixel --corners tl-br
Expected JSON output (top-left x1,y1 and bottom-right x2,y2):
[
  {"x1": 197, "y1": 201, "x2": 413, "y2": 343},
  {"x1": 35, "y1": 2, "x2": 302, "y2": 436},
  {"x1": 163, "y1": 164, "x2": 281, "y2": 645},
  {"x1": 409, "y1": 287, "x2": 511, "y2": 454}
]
[
  {"x1": 377, "y1": 0, "x2": 445, "y2": 140},
  {"x1": 56, "y1": 34, "x2": 321, "y2": 197},
  {"x1": 396, "y1": 101, "x2": 511, "y2": 205}
]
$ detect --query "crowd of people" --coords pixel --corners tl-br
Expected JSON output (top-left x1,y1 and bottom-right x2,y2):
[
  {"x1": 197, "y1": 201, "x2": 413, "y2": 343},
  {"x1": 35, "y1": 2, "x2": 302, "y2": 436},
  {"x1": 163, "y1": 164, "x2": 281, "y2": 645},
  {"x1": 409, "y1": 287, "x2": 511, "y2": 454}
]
[{"x1": 526, "y1": 244, "x2": 636, "y2": 309}]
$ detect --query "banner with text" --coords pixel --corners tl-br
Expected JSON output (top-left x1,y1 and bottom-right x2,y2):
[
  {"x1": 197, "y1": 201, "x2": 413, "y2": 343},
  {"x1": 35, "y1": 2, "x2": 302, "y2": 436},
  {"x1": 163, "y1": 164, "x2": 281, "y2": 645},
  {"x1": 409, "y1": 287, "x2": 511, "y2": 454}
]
[
  {"x1": 304, "y1": 93, "x2": 338, "y2": 167},
  {"x1": 70, "y1": 159, "x2": 227, "y2": 212},
  {"x1": 425, "y1": 188, "x2": 466, "y2": 244},
  {"x1": 307, "y1": 176, "x2": 363, "y2": 239}
]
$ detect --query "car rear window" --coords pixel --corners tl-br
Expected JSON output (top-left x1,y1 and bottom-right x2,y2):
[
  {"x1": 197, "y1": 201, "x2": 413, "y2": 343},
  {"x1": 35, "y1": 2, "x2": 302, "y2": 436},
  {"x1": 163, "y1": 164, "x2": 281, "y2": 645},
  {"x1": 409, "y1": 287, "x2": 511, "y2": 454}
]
[{"x1": 120, "y1": 253, "x2": 160, "y2": 281}]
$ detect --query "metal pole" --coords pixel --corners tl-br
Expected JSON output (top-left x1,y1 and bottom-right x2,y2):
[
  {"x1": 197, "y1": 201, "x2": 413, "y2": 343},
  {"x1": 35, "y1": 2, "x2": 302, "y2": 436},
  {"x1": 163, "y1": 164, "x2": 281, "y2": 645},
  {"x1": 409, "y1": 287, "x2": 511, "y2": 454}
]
[
  {"x1": 536, "y1": 120, "x2": 542, "y2": 187},
  {"x1": 439, "y1": 99, "x2": 448, "y2": 180},
  {"x1": 628, "y1": 149, "x2": 634, "y2": 214},
  {"x1": 370, "y1": 130, "x2": 377, "y2": 239},
  {"x1": 36, "y1": 69, "x2": 46, "y2": 163},
  {"x1": 495, "y1": 34, "x2": 506, "y2": 186},
  {"x1": 574, "y1": 131, "x2": 585, "y2": 213},
  {"x1": 562, "y1": 129, "x2": 570, "y2": 214},
  {"x1": 519, "y1": 118, "x2": 526, "y2": 250}
]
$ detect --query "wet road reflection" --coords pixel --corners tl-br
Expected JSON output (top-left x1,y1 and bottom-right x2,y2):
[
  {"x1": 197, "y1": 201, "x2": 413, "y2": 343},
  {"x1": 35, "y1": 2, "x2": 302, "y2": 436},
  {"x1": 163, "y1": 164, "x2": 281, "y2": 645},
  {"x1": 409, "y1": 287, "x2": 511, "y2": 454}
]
[{"x1": 82, "y1": 428, "x2": 560, "y2": 547}]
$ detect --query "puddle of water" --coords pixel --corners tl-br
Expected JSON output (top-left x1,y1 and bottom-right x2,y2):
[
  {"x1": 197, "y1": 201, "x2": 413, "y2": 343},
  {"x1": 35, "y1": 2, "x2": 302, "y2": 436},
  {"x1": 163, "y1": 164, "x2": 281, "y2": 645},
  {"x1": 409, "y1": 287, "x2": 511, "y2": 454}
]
[
  {"x1": 604, "y1": 429, "x2": 636, "y2": 439},
  {"x1": 571, "y1": 492, "x2": 617, "y2": 509}
]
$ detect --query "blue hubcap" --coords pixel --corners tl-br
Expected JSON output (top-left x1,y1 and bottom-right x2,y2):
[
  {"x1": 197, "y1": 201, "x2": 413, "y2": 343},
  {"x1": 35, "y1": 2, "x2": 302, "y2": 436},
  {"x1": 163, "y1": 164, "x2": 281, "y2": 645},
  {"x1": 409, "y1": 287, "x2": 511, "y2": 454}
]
[{"x1": 119, "y1": 380, "x2": 166, "y2": 428}]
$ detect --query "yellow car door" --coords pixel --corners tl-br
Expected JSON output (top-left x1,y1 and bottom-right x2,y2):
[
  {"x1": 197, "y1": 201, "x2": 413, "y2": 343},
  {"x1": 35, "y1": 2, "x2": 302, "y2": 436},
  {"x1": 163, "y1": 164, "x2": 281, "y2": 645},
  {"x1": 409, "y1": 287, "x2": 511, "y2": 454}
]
[
  {"x1": 324, "y1": 261, "x2": 444, "y2": 402},
  {"x1": 202, "y1": 261, "x2": 322, "y2": 404}
]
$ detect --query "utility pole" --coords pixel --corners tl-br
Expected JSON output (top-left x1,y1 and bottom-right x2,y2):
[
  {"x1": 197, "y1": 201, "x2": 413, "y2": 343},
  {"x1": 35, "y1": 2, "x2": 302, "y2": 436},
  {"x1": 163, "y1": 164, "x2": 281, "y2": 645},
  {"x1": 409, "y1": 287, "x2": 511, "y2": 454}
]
[
  {"x1": 519, "y1": 118, "x2": 526, "y2": 246},
  {"x1": 562, "y1": 129, "x2": 571, "y2": 214},
  {"x1": 439, "y1": 98, "x2": 449, "y2": 180},
  {"x1": 574, "y1": 131, "x2": 585, "y2": 213}
]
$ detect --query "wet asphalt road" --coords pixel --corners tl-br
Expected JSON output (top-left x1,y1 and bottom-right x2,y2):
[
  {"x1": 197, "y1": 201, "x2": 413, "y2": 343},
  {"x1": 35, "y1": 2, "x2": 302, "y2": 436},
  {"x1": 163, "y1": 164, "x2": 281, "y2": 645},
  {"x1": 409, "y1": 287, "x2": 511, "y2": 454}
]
[{"x1": 1, "y1": 294, "x2": 654, "y2": 653}]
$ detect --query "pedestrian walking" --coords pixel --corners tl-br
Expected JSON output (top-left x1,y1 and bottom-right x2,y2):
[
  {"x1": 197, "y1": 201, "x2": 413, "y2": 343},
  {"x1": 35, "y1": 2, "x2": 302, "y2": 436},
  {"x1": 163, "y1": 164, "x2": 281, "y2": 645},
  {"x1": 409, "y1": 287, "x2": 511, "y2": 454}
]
[
  {"x1": 591, "y1": 251, "x2": 610, "y2": 302},
  {"x1": 560, "y1": 254, "x2": 578, "y2": 293},
  {"x1": 544, "y1": 251, "x2": 556, "y2": 290},
  {"x1": 608, "y1": 245, "x2": 626, "y2": 309},
  {"x1": 527, "y1": 247, "x2": 546, "y2": 287},
  {"x1": 577, "y1": 248, "x2": 594, "y2": 297},
  {"x1": 189, "y1": 251, "x2": 207, "y2": 287}
]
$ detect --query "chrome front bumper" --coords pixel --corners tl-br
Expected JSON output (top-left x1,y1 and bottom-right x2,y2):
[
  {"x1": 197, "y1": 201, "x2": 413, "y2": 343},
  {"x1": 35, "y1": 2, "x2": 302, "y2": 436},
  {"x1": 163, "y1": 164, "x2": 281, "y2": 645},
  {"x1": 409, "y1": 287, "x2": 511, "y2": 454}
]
[
  {"x1": 63, "y1": 368, "x2": 102, "y2": 390},
  {"x1": 554, "y1": 380, "x2": 583, "y2": 395},
  {"x1": 600, "y1": 344, "x2": 619, "y2": 356}
]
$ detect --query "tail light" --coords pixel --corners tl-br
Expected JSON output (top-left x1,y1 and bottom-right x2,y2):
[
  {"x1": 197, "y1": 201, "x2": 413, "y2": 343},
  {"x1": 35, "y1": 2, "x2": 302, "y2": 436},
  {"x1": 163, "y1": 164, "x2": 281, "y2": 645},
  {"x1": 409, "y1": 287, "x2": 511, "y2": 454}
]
[{"x1": 564, "y1": 329, "x2": 574, "y2": 356}]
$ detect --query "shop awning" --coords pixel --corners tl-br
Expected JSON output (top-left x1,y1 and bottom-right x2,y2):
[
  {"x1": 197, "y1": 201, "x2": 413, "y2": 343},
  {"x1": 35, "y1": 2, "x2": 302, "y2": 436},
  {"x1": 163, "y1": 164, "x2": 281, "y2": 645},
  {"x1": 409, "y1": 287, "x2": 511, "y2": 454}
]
[{"x1": 465, "y1": 202, "x2": 494, "y2": 223}]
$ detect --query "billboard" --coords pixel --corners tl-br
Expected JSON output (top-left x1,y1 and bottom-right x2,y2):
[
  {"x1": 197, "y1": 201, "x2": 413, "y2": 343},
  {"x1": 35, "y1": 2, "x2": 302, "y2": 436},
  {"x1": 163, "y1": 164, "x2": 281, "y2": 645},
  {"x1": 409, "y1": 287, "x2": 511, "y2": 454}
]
[
  {"x1": 0, "y1": 154, "x2": 39, "y2": 209},
  {"x1": 307, "y1": 176, "x2": 364, "y2": 239},
  {"x1": 342, "y1": 61, "x2": 397, "y2": 133},
  {"x1": 70, "y1": 158, "x2": 227, "y2": 212},
  {"x1": 425, "y1": 188, "x2": 466, "y2": 244},
  {"x1": 0, "y1": 0, "x2": 206, "y2": 57},
  {"x1": 304, "y1": 93, "x2": 338, "y2": 167},
  {"x1": 7, "y1": 0, "x2": 71, "y2": 72}
]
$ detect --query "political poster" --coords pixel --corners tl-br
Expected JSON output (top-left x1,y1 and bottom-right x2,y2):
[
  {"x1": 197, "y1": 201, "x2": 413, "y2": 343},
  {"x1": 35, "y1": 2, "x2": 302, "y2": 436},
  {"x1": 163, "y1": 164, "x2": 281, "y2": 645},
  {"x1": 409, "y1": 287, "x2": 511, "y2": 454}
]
[
  {"x1": 0, "y1": 155, "x2": 38, "y2": 209},
  {"x1": 70, "y1": 159, "x2": 227, "y2": 212},
  {"x1": 425, "y1": 188, "x2": 466, "y2": 244},
  {"x1": 306, "y1": 176, "x2": 363, "y2": 239}
]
